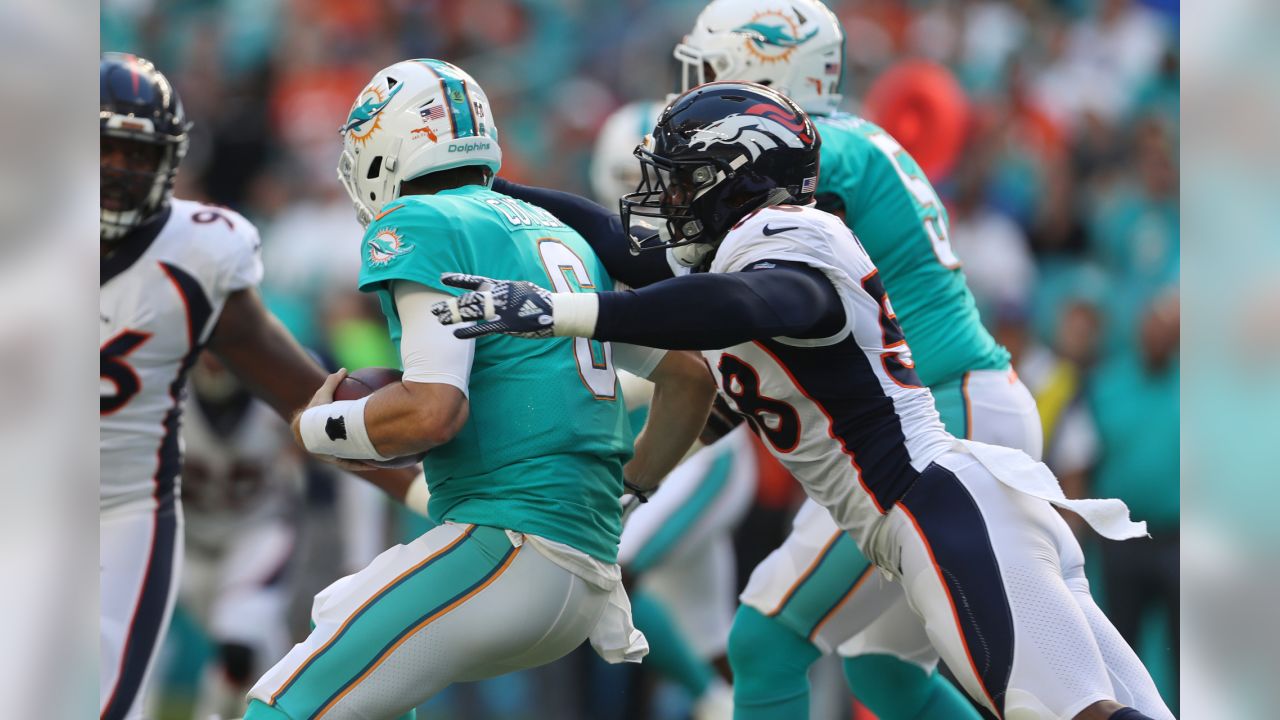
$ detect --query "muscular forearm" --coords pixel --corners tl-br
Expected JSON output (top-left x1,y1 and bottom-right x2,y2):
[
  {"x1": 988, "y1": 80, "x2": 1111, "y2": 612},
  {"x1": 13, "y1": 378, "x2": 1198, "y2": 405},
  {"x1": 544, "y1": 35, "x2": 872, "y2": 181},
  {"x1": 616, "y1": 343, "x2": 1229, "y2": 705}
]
[
  {"x1": 624, "y1": 353, "x2": 716, "y2": 491},
  {"x1": 362, "y1": 381, "x2": 468, "y2": 458}
]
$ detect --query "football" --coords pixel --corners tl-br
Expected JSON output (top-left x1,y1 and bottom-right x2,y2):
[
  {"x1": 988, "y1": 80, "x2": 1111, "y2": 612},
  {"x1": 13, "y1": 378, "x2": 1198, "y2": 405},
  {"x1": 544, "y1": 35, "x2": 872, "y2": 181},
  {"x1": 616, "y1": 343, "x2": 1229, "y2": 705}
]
[
  {"x1": 332, "y1": 367, "x2": 426, "y2": 469},
  {"x1": 334, "y1": 366, "x2": 406, "y2": 402}
]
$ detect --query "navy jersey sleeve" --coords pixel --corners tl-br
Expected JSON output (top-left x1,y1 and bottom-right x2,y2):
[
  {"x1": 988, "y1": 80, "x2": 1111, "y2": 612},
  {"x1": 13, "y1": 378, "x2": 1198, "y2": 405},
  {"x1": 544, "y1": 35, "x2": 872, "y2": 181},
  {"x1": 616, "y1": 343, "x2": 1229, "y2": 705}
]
[
  {"x1": 492, "y1": 177, "x2": 674, "y2": 287},
  {"x1": 592, "y1": 261, "x2": 845, "y2": 350}
]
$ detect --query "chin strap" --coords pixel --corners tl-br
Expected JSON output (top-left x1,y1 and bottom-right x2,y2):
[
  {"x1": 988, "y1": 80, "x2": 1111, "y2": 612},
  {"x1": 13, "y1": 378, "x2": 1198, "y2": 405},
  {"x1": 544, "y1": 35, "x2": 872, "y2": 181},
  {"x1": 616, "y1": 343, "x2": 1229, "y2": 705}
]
[{"x1": 759, "y1": 187, "x2": 796, "y2": 208}]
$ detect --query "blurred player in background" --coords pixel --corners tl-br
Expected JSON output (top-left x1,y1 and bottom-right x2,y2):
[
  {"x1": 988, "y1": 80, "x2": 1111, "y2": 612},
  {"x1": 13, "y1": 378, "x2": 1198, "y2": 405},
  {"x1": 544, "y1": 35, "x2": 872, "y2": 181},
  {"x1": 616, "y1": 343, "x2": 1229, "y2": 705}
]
[
  {"x1": 669, "y1": 2, "x2": 1041, "y2": 717},
  {"x1": 244, "y1": 59, "x2": 715, "y2": 720},
  {"x1": 179, "y1": 354, "x2": 303, "y2": 719},
  {"x1": 99, "y1": 53, "x2": 415, "y2": 720}
]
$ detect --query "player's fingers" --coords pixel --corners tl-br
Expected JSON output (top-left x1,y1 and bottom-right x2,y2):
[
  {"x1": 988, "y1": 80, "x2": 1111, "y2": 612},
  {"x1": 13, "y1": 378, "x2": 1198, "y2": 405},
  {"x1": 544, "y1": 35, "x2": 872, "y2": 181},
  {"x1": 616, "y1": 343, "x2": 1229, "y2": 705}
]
[
  {"x1": 431, "y1": 297, "x2": 463, "y2": 325},
  {"x1": 440, "y1": 272, "x2": 492, "y2": 291},
  {"x1": 311, "y1": 368, "x2": 347, "y2": 406},
  {"x1": 453, "y1": 320, "x2": 505, "y2": 339}
]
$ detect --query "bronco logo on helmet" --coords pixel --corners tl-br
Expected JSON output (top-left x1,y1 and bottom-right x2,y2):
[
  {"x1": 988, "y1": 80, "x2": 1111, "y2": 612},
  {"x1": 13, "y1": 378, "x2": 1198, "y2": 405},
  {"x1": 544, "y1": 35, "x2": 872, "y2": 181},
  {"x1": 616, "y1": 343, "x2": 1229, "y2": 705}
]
[{"x1": 688, "y1": 114, "x2": 806, "y2": 161}]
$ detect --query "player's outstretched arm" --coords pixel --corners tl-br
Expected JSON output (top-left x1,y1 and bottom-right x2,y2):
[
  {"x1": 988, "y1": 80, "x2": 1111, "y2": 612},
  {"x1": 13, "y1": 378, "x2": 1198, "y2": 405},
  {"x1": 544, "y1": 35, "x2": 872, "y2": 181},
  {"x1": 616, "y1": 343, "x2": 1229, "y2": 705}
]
[
  {"x1": 492, "y1": 177, "x2": 674, "y2": 287},
  {"x1": 624, "y1": 350, "x2": 716, "y2": 495},
  {"x1": 207, "y1": 288, "x2": 419, "y2": 500},
  {"x1": 432, "y1": 261, "x2": 846, "y2": 350}
]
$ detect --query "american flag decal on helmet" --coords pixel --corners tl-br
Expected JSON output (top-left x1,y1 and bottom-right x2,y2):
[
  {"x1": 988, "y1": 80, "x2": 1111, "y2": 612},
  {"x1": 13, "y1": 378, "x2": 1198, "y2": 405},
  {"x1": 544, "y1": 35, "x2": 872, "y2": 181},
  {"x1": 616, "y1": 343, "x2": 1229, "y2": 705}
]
[
  {"x1": 419, "y1": 101, "x2": 445, "y2": 121},
  {"x1": 801, "y1": 176, "x2": 817, "y2": 193}
]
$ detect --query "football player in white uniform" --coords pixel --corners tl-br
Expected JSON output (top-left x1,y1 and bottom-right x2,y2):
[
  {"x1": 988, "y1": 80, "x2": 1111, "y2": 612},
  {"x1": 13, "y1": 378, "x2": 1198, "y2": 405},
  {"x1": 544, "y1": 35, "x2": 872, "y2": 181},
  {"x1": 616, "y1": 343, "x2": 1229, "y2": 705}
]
[
  {"x1": 671, "y1": 3, "x2": 1040, "y2": 718},
  {"x1": 99, "y1": 53, "x2": 416, "y2": 720},
  {"x1": 434, "y1": 84, "x2": 1175, "y2": 720},
  {"x1": 179, "y1": 354, "x2": 304, "y2": 719}
]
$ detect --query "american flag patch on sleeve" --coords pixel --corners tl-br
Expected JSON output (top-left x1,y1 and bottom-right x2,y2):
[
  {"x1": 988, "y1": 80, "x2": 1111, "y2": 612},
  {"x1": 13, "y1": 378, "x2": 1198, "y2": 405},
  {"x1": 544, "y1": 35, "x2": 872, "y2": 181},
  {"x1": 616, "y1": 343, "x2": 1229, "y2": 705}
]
[{"x1": 801, "y1": 176, "x2": 817, "y2": 193}]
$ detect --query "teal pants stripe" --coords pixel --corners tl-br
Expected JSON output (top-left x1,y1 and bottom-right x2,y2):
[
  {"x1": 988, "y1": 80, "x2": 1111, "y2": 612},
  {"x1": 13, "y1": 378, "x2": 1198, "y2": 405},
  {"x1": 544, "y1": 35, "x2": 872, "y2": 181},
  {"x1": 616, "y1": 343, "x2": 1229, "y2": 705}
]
[
  {"x1": 245, "y1": 699, "x2": 418, "y2": 720},
  {"x1": 807, "y1": 563, "x2": 876, "y2": 642},
  {"x1": 271, "y1": 525, "x2": 477, "y2": 704},
  {"x1": 315, "y1": 542, "x2": 520, "y2": 716},
  {"x1": 769, "y1": 532, "x2": 867, "y2": 638},
  {"x1": 630, "y1": 449, "x2": 734, "y2": 572},
  {"x1": 274, "y1": 526, "x2": 515, "y2": 719}
]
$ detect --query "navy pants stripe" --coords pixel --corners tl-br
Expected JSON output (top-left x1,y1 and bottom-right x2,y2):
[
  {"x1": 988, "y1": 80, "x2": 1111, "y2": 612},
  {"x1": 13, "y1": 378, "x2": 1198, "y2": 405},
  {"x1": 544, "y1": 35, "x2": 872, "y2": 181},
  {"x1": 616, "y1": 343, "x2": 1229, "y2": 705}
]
[
  {"x1": 102, "y1": 498, "x2": 179, "y2": 720},
  {"x1": 898, "y1": 463, "x2": 1014, "y2": 716}
]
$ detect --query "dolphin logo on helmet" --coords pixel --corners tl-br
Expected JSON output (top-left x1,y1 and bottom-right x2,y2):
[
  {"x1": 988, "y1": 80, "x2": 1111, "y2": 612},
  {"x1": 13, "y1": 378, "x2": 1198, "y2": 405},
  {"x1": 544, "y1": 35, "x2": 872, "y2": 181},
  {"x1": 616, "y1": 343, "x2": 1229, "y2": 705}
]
[
  {"x1": 343, "y1": 82, "x2": 404, "y2": 137},
  {"x1": 733, "y1": 20, "x2": 818, "y2": 50}
]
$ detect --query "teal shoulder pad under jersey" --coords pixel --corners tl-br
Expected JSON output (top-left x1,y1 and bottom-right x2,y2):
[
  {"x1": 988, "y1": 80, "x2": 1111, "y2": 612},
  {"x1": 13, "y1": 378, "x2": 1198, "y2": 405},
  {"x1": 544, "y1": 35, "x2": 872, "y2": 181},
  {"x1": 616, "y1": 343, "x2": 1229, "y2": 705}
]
[
  {"x1": 814, "y1": 112, "x2": 1009, "y2": 387},
  {"x1": 358, "y1": 185, "x2": 632, "y2": 563}
]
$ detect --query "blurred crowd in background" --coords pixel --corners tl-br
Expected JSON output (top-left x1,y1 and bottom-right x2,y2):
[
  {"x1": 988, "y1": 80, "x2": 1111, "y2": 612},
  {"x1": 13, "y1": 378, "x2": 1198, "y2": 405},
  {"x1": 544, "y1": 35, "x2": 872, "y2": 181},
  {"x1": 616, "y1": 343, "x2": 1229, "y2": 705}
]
[{"x1": 101, "y1": 0, "x2": 1179, "y2": 718}]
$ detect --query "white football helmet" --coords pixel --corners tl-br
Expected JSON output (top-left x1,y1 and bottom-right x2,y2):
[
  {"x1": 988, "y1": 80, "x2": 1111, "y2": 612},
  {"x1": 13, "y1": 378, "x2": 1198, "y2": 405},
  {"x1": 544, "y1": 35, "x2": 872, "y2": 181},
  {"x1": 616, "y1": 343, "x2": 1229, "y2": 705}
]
[
  {"x1": 337, "y1": 59, "x2": 501, "y2": 228},
  {"x1": 588, "y1": 100, "x2": 664, "y2": 206},
  {"x1": 674, "y1": 0, "x2": 845, "y2": 115}
]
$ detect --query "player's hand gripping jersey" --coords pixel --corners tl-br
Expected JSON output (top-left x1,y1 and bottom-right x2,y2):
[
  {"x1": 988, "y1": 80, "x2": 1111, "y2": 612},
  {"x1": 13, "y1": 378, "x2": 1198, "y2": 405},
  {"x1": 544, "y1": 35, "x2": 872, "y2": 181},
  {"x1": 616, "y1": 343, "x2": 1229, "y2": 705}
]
[
  {"x1": 100, "y1": 199, "x2": 263, "y2": 510},
  {"x1": 357, "y1": 185, "x2": 633, "y2": 563}
]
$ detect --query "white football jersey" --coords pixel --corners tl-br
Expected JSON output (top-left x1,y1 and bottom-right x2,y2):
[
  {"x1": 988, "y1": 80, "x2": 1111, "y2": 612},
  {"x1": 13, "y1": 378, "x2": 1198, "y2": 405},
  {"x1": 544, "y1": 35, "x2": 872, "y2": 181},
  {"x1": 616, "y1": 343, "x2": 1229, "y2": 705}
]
[
  {"x1": 100, "y1": 199, "x2": 264, "y2": 510},
  {"x1": 181, "y1": 392, "x2": 303, "y2": 550},
  {"x1": 702, "y1": 205, "x2": 954, "y2": 548}
]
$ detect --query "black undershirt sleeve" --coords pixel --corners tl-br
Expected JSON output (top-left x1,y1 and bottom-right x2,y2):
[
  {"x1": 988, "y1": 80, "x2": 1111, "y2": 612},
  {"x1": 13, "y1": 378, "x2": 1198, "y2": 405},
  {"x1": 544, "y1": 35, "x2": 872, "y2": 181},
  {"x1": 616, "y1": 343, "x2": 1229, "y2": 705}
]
[
  {"x1": 492, "y1": 177, "x2": 674, "y2": 287},
  {"x1": 592, "y1": 261, "x2": 846, "y2": 350}
]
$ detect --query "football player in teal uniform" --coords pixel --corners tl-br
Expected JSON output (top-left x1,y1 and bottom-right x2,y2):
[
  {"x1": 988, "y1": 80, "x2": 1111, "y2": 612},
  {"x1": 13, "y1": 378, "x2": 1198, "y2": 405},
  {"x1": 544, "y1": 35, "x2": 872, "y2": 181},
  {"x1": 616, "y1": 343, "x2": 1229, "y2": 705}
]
[{"x1": 243, "y1": 59, "x2": 714, "y2": 720}]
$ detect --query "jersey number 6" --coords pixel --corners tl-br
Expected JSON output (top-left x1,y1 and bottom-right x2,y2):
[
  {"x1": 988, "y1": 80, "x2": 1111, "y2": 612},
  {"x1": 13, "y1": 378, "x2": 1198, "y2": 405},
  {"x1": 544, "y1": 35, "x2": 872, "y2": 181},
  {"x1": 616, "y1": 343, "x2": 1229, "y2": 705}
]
[
  {"x1": 536, "y1": 239, "x2": 617, "y2": 399},
  {"x1": 101, "y1": 330, "x2": 151, "y2": 415}
]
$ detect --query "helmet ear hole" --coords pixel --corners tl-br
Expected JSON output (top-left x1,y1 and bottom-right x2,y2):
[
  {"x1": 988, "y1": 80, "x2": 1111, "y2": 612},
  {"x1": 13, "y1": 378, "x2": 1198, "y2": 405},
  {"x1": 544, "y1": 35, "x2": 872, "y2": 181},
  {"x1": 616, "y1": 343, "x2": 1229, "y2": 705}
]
[{"x1": 366, "y1": 156, "x2": 383, "y2": 180}]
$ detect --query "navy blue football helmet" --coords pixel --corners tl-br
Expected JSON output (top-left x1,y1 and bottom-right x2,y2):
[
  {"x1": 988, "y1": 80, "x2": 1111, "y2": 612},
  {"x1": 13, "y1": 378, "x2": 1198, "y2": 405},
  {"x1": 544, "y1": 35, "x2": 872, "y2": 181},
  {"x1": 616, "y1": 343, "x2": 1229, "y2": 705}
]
[
  {"x1": 619, "y1": 82, "x2": 820, "y2": 267},
  {"x1": 100, "y1": 52, "x2": 190, "y2": 241}
]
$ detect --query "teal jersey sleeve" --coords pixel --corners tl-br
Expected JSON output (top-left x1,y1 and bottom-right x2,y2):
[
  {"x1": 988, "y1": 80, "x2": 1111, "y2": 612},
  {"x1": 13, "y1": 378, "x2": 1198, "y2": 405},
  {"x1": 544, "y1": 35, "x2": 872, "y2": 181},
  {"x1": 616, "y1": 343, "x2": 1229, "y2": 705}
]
[
  {"x1": 354, "y1": 186, "x2": 633, "y2": 563},
  {"x1": 358, "y1": 199, "x2": 473, "y2": 296},
  {"x1": 814, "y1": 113, "x2": 1009, "y2": 387}
]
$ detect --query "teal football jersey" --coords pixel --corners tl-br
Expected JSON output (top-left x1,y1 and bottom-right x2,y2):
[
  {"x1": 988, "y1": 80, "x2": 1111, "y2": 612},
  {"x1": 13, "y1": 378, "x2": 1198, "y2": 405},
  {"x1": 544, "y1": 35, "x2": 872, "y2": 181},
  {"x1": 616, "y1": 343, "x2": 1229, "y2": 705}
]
[
  {"x1": 814, "y1": 112, "x2": 1010, "y2": 387},
  {"x1": 358, "y1": 185, "x2": 632, "y2": 563}
]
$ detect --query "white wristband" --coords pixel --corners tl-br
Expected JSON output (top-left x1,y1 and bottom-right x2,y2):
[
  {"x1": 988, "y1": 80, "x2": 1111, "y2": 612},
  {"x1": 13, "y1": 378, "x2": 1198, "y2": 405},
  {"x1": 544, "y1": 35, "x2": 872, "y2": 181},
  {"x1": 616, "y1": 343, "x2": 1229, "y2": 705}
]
[
  {"x1": 404, "y1": 470, "x2": 431, "y2": 517},
  {"x1": 552, "y1": 292, "x2": 600, "y2": 338},
  {"x1": 299, "y1": 396, "x2": 393, "y2": 462}
]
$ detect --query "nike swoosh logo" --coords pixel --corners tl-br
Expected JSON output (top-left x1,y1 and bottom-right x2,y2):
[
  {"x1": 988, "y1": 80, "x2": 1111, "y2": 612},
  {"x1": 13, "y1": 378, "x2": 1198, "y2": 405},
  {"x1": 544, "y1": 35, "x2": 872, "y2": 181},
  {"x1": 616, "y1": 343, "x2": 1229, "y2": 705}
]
[{"x1": 762, "y1": 225, "x2": 797, "y2": 236}]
